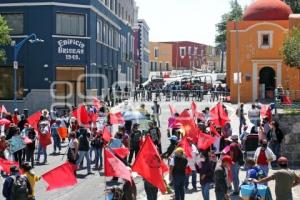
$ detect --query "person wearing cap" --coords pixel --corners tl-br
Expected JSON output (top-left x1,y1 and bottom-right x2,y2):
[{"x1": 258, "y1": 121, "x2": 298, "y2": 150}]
[
  {"x1": 245, "y1": 158, "x2": 266, "y2": 181},
  {"x1": 253, "y1": 156, "x2": 300, "y2": 200},
  {"x1": 128, "y1": 123, "x2": 142, "y2": 164},
  {"x1": 169, "y1": 147, "x2": 188, "y2": 200},
  {"x1": 161, "y1": 135, "x2": 178, "y2": 159},
  {"x1": 229, "y1": 135, "x2": 243, "y2": 196},
  {"x1": 214, "y1": 155, "x2": 233, "y2": 200},
  {"x1": 20, "y1": 162, "x2": 41, "y2": 200},
  {"x1": 254, "y1": 139, "x2": 276, "y2": 177},
  {"x1": 2, "y1": 165, "x2": 32, "y2": 200}
]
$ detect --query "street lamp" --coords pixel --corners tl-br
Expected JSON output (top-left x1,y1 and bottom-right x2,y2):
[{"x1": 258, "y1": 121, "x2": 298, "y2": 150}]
[
  {"x1": 13, "y1": 33, "x2": 44, "y2": 108},
  {"x1": 234, "y1": 0, "x2": 241, "y2": 105}
]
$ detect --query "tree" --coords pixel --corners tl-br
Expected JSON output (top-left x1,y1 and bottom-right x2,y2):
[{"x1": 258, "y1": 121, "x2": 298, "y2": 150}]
[
  {"x1": 284, "y1": 0, "x2": 300, "y2": 13},
  {"x1": 282, "y1": 28, "x2": 300, "y2": 68},
  {"x1": 215, "y1": 0, "x2": 243, "y2": 72},
  {"x1": 215, "y1": 0, "x2": 243, "y2": 48},
  {"x1": 0, "y1": 15, "x2": 11, "y2": 62}
]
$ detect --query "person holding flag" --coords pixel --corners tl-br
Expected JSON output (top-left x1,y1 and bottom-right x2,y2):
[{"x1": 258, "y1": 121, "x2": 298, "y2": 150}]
[{"x1": 169, "y1": 147, "x2": 188, "y2": 200}]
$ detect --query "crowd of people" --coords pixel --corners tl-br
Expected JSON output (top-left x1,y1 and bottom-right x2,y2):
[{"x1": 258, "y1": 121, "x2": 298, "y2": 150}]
[
  {"x1": 0, "y1": 98, "x2": 300, "y2": 200},
  {"x1": 133, "y1": 82, "x2": 229, "y2": 103}
]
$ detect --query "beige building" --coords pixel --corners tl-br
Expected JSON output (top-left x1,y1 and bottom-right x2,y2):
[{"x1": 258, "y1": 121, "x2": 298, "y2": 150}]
[{"x1": 149, "y1": 42, "x2": 173, "y2": 71}]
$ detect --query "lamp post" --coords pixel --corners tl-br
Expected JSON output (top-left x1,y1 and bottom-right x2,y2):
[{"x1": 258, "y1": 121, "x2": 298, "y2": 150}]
[
  {"x1": 234, "y1": 0, "x2": 241, "y2": 105},
  {"x1": 13, "y1": 33, "x2": 44, "y2": 108}
]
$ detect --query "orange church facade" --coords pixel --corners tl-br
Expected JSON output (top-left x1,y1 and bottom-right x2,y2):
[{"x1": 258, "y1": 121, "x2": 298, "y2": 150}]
[{"x1": 226, "y1": 0, "x2": 300, "y2": 103}]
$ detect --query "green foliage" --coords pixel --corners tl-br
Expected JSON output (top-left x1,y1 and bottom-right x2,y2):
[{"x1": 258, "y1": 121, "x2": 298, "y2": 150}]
[
  {"x1": 284, "y1": 0, "x2": 300, "y2": 13},
  {"x1": 0, "y1": 15, "x2": 11, "y2": 62},
  {"x1": 282, "y1": 28, "x2": 300, "y2": 68},
  {"x1": 215, "y1": 0, "x2": 243, "y2": 48}
]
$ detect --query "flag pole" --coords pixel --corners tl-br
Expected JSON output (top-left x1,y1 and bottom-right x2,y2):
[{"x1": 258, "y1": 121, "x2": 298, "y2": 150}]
[{"x1": 103, "y1": 147, "x2": 107, "y2": 200}]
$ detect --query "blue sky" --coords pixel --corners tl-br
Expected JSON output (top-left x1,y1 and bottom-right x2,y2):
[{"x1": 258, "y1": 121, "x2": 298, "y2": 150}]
[{"x1": 136, "y1": 0, "x2": 254, "y2": 45}]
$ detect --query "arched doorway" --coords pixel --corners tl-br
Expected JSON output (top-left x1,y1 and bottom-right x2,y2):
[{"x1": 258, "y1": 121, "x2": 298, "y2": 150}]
[{"x1": 259, "y1": 67, "x2": 276, "y2": 100}]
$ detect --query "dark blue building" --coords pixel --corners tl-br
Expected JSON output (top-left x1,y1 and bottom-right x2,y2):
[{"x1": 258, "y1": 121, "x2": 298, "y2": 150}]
[{"x1": 0, "y1": 0, "x2": 136, "y2": 112}]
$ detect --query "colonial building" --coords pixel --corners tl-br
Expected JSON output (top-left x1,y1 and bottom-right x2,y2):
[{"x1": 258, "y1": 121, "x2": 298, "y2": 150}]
[
  {"x1": 227, "y1": 0, "x2": 300, "y2": 103},
  {"x1": 149, "y1": 42, "x2": 173, "y2": 72},
  {"x1": 149, "y1": 41, "x2": 207, "y2": 72},
  {"x1": 0, "y1": 0, "x2": 136, "y2": 112}
]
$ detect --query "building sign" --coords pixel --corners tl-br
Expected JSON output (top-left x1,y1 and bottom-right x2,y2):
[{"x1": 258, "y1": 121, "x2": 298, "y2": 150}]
[{"x1": 57, "y1": 39, "x2": 85, "y2": 61}]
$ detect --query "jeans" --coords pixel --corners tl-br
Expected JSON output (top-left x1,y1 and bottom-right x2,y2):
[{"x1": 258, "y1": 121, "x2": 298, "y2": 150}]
[
  {"x1": 184, "y1": 170, "x2": 197, "y2": 189},
  {"x1": 36, "y1": 143, "x2": 47, "y2": 163},
  {"x1": 215, "y1": 190, "x2": 225, "y2": 200},
  {"x1": 128, "y1": 146, "x2": 140, "y2": 164},
  {"x1": 231, "y1": 163, "x2": 240, "y2": 193},
  {"x1": 270, "y1": 141, "x2": 281, "y2": 166},
  {"x1": 76, "y1": 150, "x2": 91, "y2": 173},
  {"x1": 53, "y1": 136, "x2": 61, "y2": 153},
  {"x1": 239, "y1": 118, "x2": 246, "y2": 135},
  {"x1": 173, "y1": 175, "x2": 185, "y2": 200},
  {"x1": 13, "y1": 150, "x2": 22, "y2": 166},
  {"x1": 26, "y1": 147, "x2": 35, "y2": 167},
  {"x1": 201, "y1": 182, "x2": 211, "y2": 200},
  {"x1": 144, "y1": 181, "x2": 158, "y2": 200},
  {"x1": 94, "y1": 148, "x2": 103, "y2": 168},
  {"x1": 154, "y1": 114, "x2": 160, "y2": 127}
]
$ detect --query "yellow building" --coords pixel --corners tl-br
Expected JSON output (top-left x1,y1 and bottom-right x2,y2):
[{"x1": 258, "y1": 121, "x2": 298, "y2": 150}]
[
  {"x1": 227, "y1": 0, "x2": 300, "y2": 103},
  {"x1": 149, "y1": 42, "x2": 173, "y2": 72}
]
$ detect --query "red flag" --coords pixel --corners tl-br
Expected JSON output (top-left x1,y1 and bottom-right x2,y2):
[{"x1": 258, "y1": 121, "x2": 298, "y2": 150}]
[
  {"x1": 197, "y1": 131, "x2": 216, "y2": 150},
  {"x1": 0, "y1": 118, "x2": 11, "y2": 126},
  {"x1": 175, "y1": 109, "x2": 198, "y2": 142},
  {"x1": 0, "y1": 105, "x2": 7, "y2": 114},
  {"x1": 191, "y1": 101, "x2": 197, "y2": 117},
  {"x1": 109, "y1": 112, "x2": 125, "y2": 124},
  {"x1": 195, "y1": 111, "x2": 205, "y2": 121},
  {"x1": 27, "y1": 111, "x2": 41, "y2": 130},
  {"x1": 111, "y1": 147, "x2": 130, "y2": 159},
  {"x1": 38, "y1": 131, "x2": 52, "y2": 148},
  {"x1": 42, "y1": 162, "x2": 77, "y2": 191},
  {"x1": 209, "y1": 102, "x2": 230, "y2": 127},
  {"x1": 260, "y1": 105, "x2": 272, "y2": 122},
  {"x1": 72, "y1": 105, "x2": 89, "y2": 125},
  {"x1": 178, "y1": 137, "x2": 192, "y2": 158},
  {"x1": 104, "y1": 149, "x2": 132, "y2": 182},
  {"x1": 89, "y1": 112, "x2": 98, "y2": 123},
  {"x1": 102, "y1": 126, "x2": 112, "y2": 142},
  {"x1": 132, "y1": 136, "x2": 168, "y2": 193},
  {"x1": 168, "y1": 105, "x2": 177, "y2": 116},
  {"x1": 282, "y1": 96, "x2": 292, "y2": 105},
  {"x1": 0, "y1": 158, "x2": 19, "y2": 174},
  {"x1": 209, "y1": 125, "x2": 221, "y2": 137},
  {"x1": 92, "y1": 97, "x2": 102, "y2": 110}
]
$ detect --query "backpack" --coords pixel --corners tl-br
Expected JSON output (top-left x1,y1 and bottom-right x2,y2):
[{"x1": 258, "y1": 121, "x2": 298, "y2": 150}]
[{"x1": 11, "y1": 175, "x2": 30, "y2": 200}]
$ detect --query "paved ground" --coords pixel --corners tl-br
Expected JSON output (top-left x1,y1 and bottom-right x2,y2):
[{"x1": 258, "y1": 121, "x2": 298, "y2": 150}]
[{"x1": 1, "y1": 99, "x2": 300, "y2": 200}]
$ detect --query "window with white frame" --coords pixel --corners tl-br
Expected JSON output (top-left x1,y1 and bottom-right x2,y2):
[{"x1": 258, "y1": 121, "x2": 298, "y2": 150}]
[
  {"x1": 180, "y1": 47, "x2": 186, "y2": 57},
  {"x1": 258, "y1": 31, "x2": 273, "y2": 49},
  {"x1": 1, "y1": 13, "x2": 24, "y2": 35},
  {"x1": 96, "y1": 19, "x2": 102, "y2": 42},
  {"x1": 154, "y1": 48, "x2": 159, "y2": 58},
  {"x1": 56, "y1": 13, "x2": 85, "y2": 36},
  {"x1": 194, "y1": 47, "x2": 198, "y2": 55},
  {"x1": 188, "y1": 46, "x2": 192, "y2": 56}
]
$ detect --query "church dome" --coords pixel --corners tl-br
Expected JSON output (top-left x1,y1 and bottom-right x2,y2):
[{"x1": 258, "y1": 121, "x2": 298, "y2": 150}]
[{"x1": 243, "y1": 0, "x2": 293, "y2": 21}]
